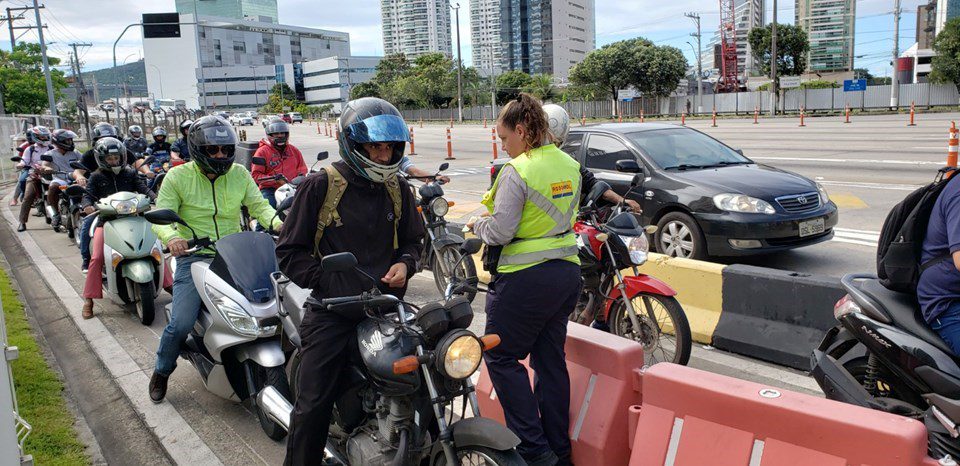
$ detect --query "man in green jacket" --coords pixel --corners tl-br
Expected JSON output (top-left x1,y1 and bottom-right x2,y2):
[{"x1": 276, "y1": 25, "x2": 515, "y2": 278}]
[{"x1": 149, "y1": 115, "x2": 281, "y2": 403}]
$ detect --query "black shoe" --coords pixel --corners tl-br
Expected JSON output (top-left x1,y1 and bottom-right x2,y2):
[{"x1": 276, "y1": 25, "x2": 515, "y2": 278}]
[
  {"x1": 149, "y1": 372, "x2": 169, "y2": 403},
  {"x1": 16, "y1": 223, "x2": 26, "y2": 232},
  {"x1": 51, "y1": 215, "x2": 61, "y2": 230},
  {"x1": 81, "y1": 259, "x2": 89, "y2": 274},
  {"x1": 524, "y1": 451, "x2": 559, "y2": 466}
]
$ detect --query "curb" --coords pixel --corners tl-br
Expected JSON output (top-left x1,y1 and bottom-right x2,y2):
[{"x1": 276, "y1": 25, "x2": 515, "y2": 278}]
[{"x1": 1, "y1": 191, "x2": 223, "y2": 465}]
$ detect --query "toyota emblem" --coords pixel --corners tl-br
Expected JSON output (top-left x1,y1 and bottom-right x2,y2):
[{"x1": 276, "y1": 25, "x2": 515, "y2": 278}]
[{"x1": 796, "y1": 196, "x2": 808, "y2": 205}]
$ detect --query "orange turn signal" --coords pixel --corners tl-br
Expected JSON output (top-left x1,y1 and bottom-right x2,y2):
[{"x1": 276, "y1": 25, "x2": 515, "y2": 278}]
[
  {"x1": 480, "y1": 334, "x2": 501, "y2": 351},
  {"x1": 416, "y1": 206, "x2": 423, "y2": 213},
  {"x1": 58, "y1": 185, "x2": 67, "y2": 191},
  {"x1": 447, "y1": 201, "x2": 455, "y2": 207},
  {"x1": 392, "y1": 355, "x2": 420, "y2": 375}
]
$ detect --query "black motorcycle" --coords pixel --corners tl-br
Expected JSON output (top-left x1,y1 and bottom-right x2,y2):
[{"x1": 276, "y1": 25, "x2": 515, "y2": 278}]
[
  {"x1": 406, "y1": 163, "x2": 479, "y2": 303},
  {"x1": 812, "y1": 273, "x2": 960, "y2": 459},
  {"x1": 263, "y1": 241, "x2": 524, "y2": 465}
]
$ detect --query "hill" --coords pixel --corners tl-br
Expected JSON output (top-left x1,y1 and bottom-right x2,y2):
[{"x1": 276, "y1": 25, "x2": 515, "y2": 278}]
[{"x1": 81, "y1": 60, "x2": 146, "y2": 87}]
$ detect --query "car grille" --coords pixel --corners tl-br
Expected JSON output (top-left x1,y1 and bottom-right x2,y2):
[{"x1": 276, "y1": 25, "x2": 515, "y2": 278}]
[{"x1": 776, "y1": 192, "x2": 821, "y2": 214}]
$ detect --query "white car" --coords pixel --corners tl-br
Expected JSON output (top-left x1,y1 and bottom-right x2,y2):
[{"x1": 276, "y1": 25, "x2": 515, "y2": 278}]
[{"x1": 230, "y1": 115, "x2": 254, "y2": 126}]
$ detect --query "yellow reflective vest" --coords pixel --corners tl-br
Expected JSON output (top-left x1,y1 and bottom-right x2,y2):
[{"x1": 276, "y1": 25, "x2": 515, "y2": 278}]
[{"x1": 482, "y1": 144, "x2": 581, "y2": 273}]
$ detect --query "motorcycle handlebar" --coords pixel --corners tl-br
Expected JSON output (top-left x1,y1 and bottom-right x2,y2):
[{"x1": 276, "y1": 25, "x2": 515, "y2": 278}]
[
  {"x1": 320, "y1": 293, "x2": 401, "y2": 310},
  {"x1": 162, "y1": 237, "x2": 212, "y2": 254}
]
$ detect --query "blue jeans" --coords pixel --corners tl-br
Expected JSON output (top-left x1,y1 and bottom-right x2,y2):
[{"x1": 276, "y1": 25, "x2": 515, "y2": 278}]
[
  {"x1": 260, "y1": 188, "x2": 277, "y2": 208},
  {"x1": 932, "y1": 300, "x2": 960, "y2": 356},
  {"x1": 79, "y1": 214, "x2": 97, "y2": 263},
  {"x1": 15, "y1": 170, "x2": 29, "y2": 201},
  {"x1": 155, "y1": 254, "x2": 211, "y2": 376}
]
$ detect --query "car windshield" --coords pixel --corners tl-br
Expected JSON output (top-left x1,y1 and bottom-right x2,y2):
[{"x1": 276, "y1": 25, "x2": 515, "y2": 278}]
[{"x1": 626, "y1": 129, "x2": 751, "y2": 170}]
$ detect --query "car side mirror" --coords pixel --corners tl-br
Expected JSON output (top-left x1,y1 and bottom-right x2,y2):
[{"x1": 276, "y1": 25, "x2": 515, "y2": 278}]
[
  {"x1": 615, "y1": 159, "x2": 642, "y2": 174},
  {"x1": 439, "y1": 162, "x2": 449, "y2": 172},
  {"x1": 321, "y1": 252, "x2": 358, "y2": 273},
  {"x1": 144, "y1": 209, "x2": 185, "y2": 226},
  {"x1": 251, "y1": 156, "x2": 266, "y2": 166},
  {"x1": 276, "y1": 196, "x2": 294, "y2": 213},
  {"x1": 460, "y1": 238, "x2": 483, "y2": 255},
  {"x1": 317, "y1": 151, "x2": 328, "y2": 161},
  {"x1": 40, "y1": 154, "x2": 53, "y2": 163}
]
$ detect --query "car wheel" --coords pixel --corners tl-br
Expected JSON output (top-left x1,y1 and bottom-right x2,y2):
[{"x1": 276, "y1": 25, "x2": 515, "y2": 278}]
[{"x1": 656, "y1": 212, "x2": 706, "y2": 260}]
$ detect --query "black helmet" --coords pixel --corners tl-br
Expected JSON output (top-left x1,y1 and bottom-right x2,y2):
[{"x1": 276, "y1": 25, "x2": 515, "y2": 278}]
[
  {"x1": 152, "y1": 126, "x2": 167, "y2": 143},
  {"x1": 51, "y1": 129, "x2": 77, "y2": 152},
  {"x1": 91, "y1": 122, "x2": 118, "y2": 142},
  {"x1": 93, "y1": 137, "x2": 128, "y2": 174},
  {"x1": 337, "y1": 97, "x2": 409, "y2": 183},
  {"x1": 180, "y1": 119, "x2": 194, "y2": 136},
  {"x1": 188, "y1": 116, "x2": 237, "y2": 177},
  {"x1": 30, "y1": 125, "x2": 51, "y2": 143},
  {"x1": 265, "y1": 120, "x2": 289, "y2": 148},
  {"x1": 128, "y1": 125, "x2": 143, "y2": 138}
]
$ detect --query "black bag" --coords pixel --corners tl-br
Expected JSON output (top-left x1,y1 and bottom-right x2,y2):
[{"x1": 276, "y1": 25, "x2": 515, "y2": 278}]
[{"x1": 877, "y1": 167, "x2": 959, "y2": 293}]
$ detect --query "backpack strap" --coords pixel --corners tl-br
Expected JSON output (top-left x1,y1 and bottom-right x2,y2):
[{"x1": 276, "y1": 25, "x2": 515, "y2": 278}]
[
  {"x1": 921, "y1": 254, "x2": 954, "y2": 274},
  {"x1": 313, "y1": 166, "x2": 348, "y2": 258},
  {"x1": 384, "y1": 176, "x2": 402, "y2": 249}
]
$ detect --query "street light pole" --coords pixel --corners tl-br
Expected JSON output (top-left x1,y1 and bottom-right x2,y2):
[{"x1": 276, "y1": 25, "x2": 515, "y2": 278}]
[
  {"x1": 890, "y1": 0, "x2": 901, "y2": 109},
  {"x1": 250, "y1": 65, "x2": 259, "y2": 108},
  {"x1": 223, "y1": 72, "x2": 231, "y2": 109},
  {"x1": 685, "y1": 12, "x2": 703, "y2": 114},
  {"x1": 33, "y1": 0, "x2": 58, "y2": 127},
  {"x1": 770, "y1": 0, "x2": 778, "y2": 116},
  {"x1": 451, "y1": 2, "x2": 464, "y2": 122},
  {"x1": 149, "y1": 64, "x2": 164, "y2": 99}
]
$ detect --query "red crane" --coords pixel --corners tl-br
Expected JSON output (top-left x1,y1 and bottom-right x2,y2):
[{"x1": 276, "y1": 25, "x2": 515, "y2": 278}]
[{"x1": 718, "y1": 0, "x2": 738, "y2": 92}]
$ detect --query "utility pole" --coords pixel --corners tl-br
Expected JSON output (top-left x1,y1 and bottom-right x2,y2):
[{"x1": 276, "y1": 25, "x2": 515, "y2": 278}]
[
  {"x1": 890, "y1": 0, "x2": 902, "y2": 109},
  {"x1": 770, "y1": 0, "x2": 778, "y2": 116},
  {"x1": 451, "y1": 2, "x2": 463, "y2": 122},
  {"x1": 31, "y1": 0, "x2": 58, "y2": 127},
  {"x1": 6, "y1": 8, "x2": 15, "y2": 49},
  {"x1": 69, "y1": 42, "x2": 93, "y2": 141},
  {"x1": 685, "y1": 12, "x2": 703, "y2": 114}
]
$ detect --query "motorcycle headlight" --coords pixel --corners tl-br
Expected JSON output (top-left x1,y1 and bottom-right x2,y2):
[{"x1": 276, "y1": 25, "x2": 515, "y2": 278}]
[
  {"x1": 429, "y1": 196, "x2": 450, "y2": 217},
  {"x1": 204, "y1": 284, "x2": 260, "y2": 337},
  {"x1": 713, "y1": 194, "x2": 775, "y2": 214},
  {"x1": 817, "y1": 183, "x2": 830, "y2": 204},
  {"x1": 436, "y1": 331, "x2": 482, "y2": 380},
  {"x1": 111, "y1": 199, "x2": 138, "y2": 215},
  {"x1": 621, "y1": 234, "x2": 649, "y2": 265}
]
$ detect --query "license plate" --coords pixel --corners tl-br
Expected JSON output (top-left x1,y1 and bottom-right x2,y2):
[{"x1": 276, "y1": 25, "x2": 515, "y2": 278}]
[{"x1": 799, "y1": 217, "x2": 825, "y2": 237}]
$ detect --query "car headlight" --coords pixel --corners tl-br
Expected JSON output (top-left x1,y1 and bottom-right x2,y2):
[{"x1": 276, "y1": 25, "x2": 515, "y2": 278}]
[
  {"x1": 429, "y1": 196, "x2": 450, "y2": 217},
  {"x1": 817, "y1": 183, "x2": 830, "y2": 203},
  {"x1": 436, "y1": 331, "x2": 482, "y2": 380},
  {"x1": 713, "y1": 194, "x2": 776, "y2": 214},
  {"x1": 111, "y1": 199, "x2": 138, "y2": 215},
  {"x1": 622, "y1": 234, "x2": 649, "y2": 265},
  {"x1": 204, "y1": 284, "x2": 260, "y2": 337}
]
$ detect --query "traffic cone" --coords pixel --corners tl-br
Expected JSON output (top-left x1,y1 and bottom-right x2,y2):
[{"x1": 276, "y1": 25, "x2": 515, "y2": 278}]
[
  {"x1": 408, "y1": 126, "x2": 417, "y2": 155},
  {"x1": 491, "y1": 128, "x2": 498, "y2": 160},
  {"x1": 445, "y1": 128, "x2": 456, "y2": 160}
]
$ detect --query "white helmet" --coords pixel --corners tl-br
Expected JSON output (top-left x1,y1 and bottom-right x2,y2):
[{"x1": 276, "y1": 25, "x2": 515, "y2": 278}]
[{"x1": 543, "y1": 104, "x2": 570, "y2": 146}]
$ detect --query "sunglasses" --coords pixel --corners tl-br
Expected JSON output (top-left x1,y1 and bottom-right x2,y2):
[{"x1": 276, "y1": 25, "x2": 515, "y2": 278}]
[{"x1": 200, "y1": 145, "x2": 236, "y2": 157}]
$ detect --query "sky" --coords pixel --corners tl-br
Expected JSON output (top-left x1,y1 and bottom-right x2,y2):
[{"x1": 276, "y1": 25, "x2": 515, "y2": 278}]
[{"x1": 8, "y1": 0, "x2": 928, "y2": 78}]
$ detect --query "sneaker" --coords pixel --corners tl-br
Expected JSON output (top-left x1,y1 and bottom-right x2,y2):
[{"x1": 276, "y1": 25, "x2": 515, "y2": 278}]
[
  {"x1": 81, "y1": 260, "x2": 89, "y2": 274},
  {"x1": 16, "y1": 223, "x2": 26, "y2": 232},
  {"x1": 149, "y1": 372, "x2": 169, "y2": 403}
]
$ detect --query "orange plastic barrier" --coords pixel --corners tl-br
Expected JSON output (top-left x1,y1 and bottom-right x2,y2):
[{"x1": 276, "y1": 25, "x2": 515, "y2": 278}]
[
  {"x1": 628, "y1": 364, "x2": 931, "y2": 466},
  {"x1": 476, "y1": 323, "x2": 645, "y2": 466}
]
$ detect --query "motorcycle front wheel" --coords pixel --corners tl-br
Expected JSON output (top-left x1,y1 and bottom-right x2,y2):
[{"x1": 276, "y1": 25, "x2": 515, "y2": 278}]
[
  {"x1": 610, "y1": 293, "x2": 691, "y2": 366},
  {"x1": 251, "y1": 363, "x2": 291, "y2": 441},
  {"x1": 133, "y1": 280, "x2": 156, "y2": 325},
  {"x1": 431, "y1": 244, "x2": 478, "y2": 302},
  {"x1": 433, "y1": 446, "x2": 525, "y2": 466},
  {"x1": 71, "y1": 213, "x2": 82, "y2": 246}
]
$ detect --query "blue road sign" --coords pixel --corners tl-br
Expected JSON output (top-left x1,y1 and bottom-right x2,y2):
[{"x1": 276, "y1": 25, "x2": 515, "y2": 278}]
[{"x1": 844, "y1": 79, "x2": 867, "y2": 92}]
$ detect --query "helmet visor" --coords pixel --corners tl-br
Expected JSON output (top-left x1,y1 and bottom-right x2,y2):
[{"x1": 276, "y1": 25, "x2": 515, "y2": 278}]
[
  {"x1": 195, "y1": 125, "x2": 238, "y2": 146},
  {"x1": 346, "y1": 114, "x2": 410, "y2": 144}
]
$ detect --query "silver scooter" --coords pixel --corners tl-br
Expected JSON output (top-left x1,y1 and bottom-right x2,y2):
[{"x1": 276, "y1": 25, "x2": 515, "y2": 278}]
[{"x1": 144, "y1": 208, "x2": 292, "y2": 441}]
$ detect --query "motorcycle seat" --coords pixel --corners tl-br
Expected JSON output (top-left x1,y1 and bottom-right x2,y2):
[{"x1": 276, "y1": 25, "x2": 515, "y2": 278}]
[{"x1": 857, "y1": 279, "x2": 955, "y2": 356}]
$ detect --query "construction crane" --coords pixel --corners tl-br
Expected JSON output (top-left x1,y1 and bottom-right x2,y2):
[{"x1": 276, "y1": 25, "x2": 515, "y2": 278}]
[{"x1": 718, "y1": 0, "x2": 738, "y2": 93}]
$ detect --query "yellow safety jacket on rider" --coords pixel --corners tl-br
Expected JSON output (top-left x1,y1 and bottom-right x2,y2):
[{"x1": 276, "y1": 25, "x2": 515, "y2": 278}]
[{"x1": 482, "y1": 144, "x2": 581, "y2": 273}]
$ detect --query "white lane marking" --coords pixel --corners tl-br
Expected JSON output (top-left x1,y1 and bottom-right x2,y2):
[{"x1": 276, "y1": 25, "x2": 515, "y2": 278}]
[
  {"x1": 833, "y1": 229, "x2": 880, "y2": 241},
  {"x1": 818, "y1": 180, "x2": 919, "y2": 191},
  {"x1": 831, "y1": 238, "x2": 880, "y2": 248},
  {"x1": 834, "y1": 227, "x2": 882, "y2": 235},
  {"x1": 753, "y1": 156, "x2": 944, "y2": 166}
]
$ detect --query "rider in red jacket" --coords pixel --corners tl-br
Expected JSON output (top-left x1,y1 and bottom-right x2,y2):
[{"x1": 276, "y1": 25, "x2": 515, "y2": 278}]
[{"x1": 251, "y1": 120, "x2": 307, "y2": 207}]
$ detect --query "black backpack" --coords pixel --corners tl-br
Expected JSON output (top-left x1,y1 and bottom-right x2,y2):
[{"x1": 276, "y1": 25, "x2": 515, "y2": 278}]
[{"x1": 877, "y1": 167, "x2": 959, "y2": 293}]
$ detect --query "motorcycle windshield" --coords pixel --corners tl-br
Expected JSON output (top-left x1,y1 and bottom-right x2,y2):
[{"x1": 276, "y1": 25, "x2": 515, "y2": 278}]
[
  {"x1": 209, "y1": 231, "x2": 278, "y2": 303},
  {"x1": 604, "y1": 211, "x2": 645, "y2": 237}
]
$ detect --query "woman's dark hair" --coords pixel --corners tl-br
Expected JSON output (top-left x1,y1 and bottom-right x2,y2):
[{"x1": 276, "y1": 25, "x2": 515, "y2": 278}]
[{"x1": 498, "y1": 93, "x2": 549, "y2": 151}]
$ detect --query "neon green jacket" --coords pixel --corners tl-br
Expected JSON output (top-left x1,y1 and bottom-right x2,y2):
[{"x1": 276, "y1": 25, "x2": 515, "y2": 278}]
[{"x1": 153, "y1": 161, "x2": 281, "y2": 254}]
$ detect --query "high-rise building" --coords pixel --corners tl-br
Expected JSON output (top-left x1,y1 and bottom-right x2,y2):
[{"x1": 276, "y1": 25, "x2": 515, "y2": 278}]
[
  {"x1": 381, "y1": 0, "x2": 452, "y2": 59},
  {"x1": 795, "y1": 0, "x2": 856, "y2": 73},
  {"x1": 701, "y1": 0, "x2": 764, "y2": 78},
  {"x1": 175, "y1": 0, "x2": 278, "y2": 23},
  {"x1": 937, "y1": 0, "x2": 960, "y2": 35},
  {"x1": 499, "y1": 0, "x2": 595, "y2": 80},
  {"x1": 471, "y1": 0, "x2": 503, "y2": 76},
  {"x1": 919, "y1": 0, "x2": 937, "y2": 50}
]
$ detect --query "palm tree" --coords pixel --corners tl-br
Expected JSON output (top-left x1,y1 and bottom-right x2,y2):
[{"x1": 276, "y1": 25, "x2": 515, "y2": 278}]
[{"x1": 523, "y1": 74, "x2": 554, "y2": 101}]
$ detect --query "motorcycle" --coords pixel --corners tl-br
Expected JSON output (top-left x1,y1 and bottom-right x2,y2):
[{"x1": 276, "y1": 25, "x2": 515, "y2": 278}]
[
  {"x1": 244, "y1": 151, "x2": 328, "y2": 228},
  {"x1": 570, "y1": 161, "x2": 692, "y2": 366},
  {"x1": 144, "y1": 208, "x2": 292, "y2": 440},
  {"x1": 811, "y1": 273, "x2": 960, "y2": 459},
  {"x1": 38, "y1": 154, "x2": 77, "y2": 229},
  {"x1": 261, "y1": 240, "x2": 525, "y2": 465},
  {"x1": 406, "y1": 163, "x2": 479, "y2": 303},
  {"x1": 10, "y1": 156, "x2": 46, "y2": 220},
  {"x1": 142, "y1": 151, "x2": 182, "y2": 193},
  {"x1": 93, "y1": 191, "x2": 164, "y2": 325}
]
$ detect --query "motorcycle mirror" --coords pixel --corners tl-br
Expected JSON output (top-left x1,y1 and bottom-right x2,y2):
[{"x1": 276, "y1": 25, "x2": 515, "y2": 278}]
[
  {"x1": 289, "y1": 175, "x2": 305, "y2": 186},
  {"x1": 321, "y1": 252, "x2": 358, "y2": 273},
  {"x1": 631, "y1": 174, "x2": 643, "y2": 188},
  {"x1": 40, "y1": 154, "x2": 53, "y2": 163},
  {"x1": 251, "y1": 156, "x2": 266, "y2": 166},
  {"x1": 460, "y1": 238, "x2": 483, "y2": 256},
  {"x1": 585, "y1": 181, "x2": 611, "y2": 208},
  {"x1": 276, "y1": 196, "x2": 294, "y2": 213},
  {"x1": 438, "y1": 162, "x2": 449, "y2": 172},
  {"x1": 142, "y1": 156, "x2": 155, "y2": 165},
  {"x1": 144, "y1": 209, "x2": 185, "y2": 226},
  {"x1": 317, "y1": 151, "x2": 328, "y2": 161},
  {"x1": 10, "y1": 156, "x2": 22, "y2": 163},
  {"x1": 615, "y1": 159, "x2": 642, "y2": 174},
  {"x1": 69, "y1": 161, "x2": 86, "y2": 171}
]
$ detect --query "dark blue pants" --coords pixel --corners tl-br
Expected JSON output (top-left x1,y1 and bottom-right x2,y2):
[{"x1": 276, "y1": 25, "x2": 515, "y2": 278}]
[
  {"x1": 260, "y1": 188, "x2": 277, "y2": 208},
  {"x1": 79, "y1": 214, "x2": 97, "y2": 263},
  {"x1": 483, "y1": 259, "x2": 582, "y2": 462},
  {"x1": 932, "y1": 300, "x2": 960, "y2": 355}
]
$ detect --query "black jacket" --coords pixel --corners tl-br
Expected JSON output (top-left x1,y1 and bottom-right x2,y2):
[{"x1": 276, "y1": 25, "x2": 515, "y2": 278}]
[
  {"x1": 276, "y1": 161, "x2": 425, "y2": 300},
  {"x1": 81, "y1": 167, "x2": 156, "y2": 208}
]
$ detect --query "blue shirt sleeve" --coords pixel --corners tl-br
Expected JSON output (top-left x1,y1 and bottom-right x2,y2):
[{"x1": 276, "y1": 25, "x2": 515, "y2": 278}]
[
  {"x1": 399, "y1": 155, "x2": 413, "y2": 173},
  {"x1": 943, "y1": 187, "x2": 960, "y2": 254}
]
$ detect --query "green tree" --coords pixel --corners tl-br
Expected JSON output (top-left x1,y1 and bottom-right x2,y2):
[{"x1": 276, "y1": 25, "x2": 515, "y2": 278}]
[
  {"x1": 569, "y1": 38, "x2": 652, "y2": 106},
  {"x1": 0, "y1": 43, "x2": 68, "y2": 114},
  {"x1": 932, "y1": 17, "x2": 960, "y2": 93},
  {"x1": 748, "y1": 24, "x2": 809, "y2": 77},
  {"x1": 350, "y1": 81, "x2": 380, "y2": 99},
  {"x1": 630, "y1": 44, "x2": 687, "y2": 98},
  {"x1": 496, "y1": 70, "x2": 533, "y2": 104},
  {"x1": 270, "y1": 82, "x2": 296, "y2": 100},
  {"x1": 800, "y1": 79, "x2": 839, "y2": 89},
  {"x1": 522, "y1": 73, "x2": 555, "y2": 100}
]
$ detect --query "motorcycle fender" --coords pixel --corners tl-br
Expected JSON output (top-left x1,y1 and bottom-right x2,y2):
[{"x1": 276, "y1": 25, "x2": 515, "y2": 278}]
[
  {"x1": 451, "y1": 417, "x2": 520, "y2": 451},
  {"x1": 433, "y1": 235, "x2": 464, "y2": 250},
  {"x1": 603, "y1": 274, "x2": 678, "y2": 317},
  {"x1": 810, "y1": 346, "x2": 874, "y2": 409},
  {"x1": 234, "y1": 339, "x2": 286, "y2": 368},
  {"x1": 122, "y1": 260, "x2": 155, "y2": 284}
]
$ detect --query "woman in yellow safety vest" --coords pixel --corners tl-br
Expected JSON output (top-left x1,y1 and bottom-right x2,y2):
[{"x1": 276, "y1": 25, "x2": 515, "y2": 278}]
[{"x1": 467, "y1": 93, "x2": 582, "y2": 466}]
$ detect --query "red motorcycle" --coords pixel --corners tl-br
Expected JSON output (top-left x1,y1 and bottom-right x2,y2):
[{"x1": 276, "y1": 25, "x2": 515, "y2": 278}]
[{"x1": 571, "y1": 177, "x2": 692, "y2": 366}]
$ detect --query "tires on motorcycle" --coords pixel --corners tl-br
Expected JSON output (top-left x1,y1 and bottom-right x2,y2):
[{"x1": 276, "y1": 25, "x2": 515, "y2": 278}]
[
  {"x1": 133, "y1": 280, "x2": 156, "y2": 326},
  {"x1": 433, "y1": 446, "x2": 526, "y2": 466},
  {"x1": 431, "y1": 244, "x2": 478, "y2": 302},
  {"x1": 610, "y1": 293, "x2": 691, "y2": 366},
  {"x1": 843, "y1": 356, "x2": 925, "y2": 408},
  {"x1": 287, "y1": 349, "x2": 302, "y2": 401},
  {"x1": 252, "y1": 363, "x2": 292, "y2": 441},
  {"x1": 71, "y1": 213, "x2": 82, "y2": 246}
]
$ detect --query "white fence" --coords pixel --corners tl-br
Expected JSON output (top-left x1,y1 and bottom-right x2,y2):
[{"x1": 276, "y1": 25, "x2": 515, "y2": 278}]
[{"x1": 398, "y1": 82, "x2": 960, "y2": 121}]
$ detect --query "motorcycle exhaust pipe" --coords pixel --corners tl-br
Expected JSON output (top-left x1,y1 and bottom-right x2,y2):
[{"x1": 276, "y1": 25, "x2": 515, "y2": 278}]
[
  {"x1": 45, "y1": 204, "x2": 57, "y2": 219},
  {"x1": 256, "y1": 385, "x2": 292, "y2": 432}
]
